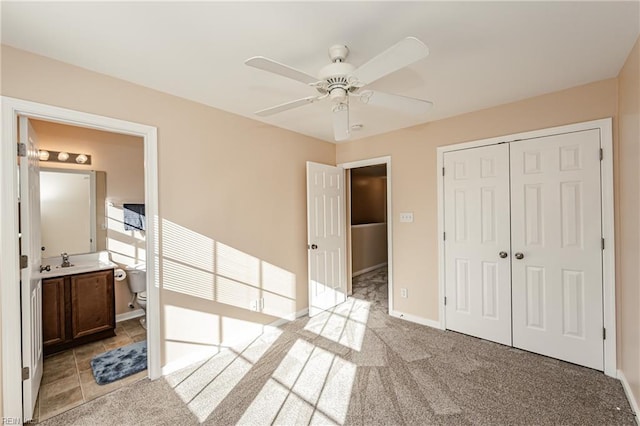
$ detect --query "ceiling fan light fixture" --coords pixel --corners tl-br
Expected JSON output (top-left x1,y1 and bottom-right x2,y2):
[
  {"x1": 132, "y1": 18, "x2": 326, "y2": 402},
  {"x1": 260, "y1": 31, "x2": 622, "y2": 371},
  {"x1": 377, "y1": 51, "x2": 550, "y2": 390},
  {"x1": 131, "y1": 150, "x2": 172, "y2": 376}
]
[
  {"x1": 329, "y1": 87, "x2": 348, "y2": 103},
  {"x1": 245, "y1": 36, "x2": 432, "y2": 142}
]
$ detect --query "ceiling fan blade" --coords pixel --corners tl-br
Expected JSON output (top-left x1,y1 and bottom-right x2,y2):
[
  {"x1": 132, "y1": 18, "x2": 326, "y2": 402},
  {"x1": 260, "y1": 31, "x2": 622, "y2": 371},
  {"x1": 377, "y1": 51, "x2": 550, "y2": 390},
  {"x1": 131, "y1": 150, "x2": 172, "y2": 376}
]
[
  {"x1": 360, "y1": 90, "x2": 433, "y2": 116},
  {"x1": 255, "y1": 96, "x2": 321, "y2": 116},
  {"x1": 332, "y1": 103, "x2": 350, "y2": 141},
  {"x1": 351, "y1": 37, "x2": 429, "y2": 86},
  {"x1": 245, "y1": 56, "x2": 318, "y2": 85}
]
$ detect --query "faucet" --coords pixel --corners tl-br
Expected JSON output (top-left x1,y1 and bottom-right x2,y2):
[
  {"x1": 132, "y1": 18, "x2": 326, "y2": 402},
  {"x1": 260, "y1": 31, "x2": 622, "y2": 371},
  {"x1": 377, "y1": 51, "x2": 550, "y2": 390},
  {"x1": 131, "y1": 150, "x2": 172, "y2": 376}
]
[{"x1": 61, "y1": 253, "x2": 72, "y2": 268}]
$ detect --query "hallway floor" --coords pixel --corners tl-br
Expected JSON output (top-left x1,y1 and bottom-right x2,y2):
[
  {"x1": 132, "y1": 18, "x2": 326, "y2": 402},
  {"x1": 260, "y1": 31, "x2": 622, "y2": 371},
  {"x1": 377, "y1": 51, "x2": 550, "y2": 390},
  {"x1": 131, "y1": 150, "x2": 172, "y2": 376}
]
[{"x1": 351, "y1": 266, "x2": 388, "y2": 311}]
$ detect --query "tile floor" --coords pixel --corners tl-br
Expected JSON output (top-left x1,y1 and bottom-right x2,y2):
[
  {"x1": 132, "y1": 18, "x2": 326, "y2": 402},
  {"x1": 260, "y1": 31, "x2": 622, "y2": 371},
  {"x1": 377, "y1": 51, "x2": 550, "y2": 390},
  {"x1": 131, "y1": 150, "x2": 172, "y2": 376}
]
[{"x1": 33, "y1": 317, "x2": 148, "y2": 422}]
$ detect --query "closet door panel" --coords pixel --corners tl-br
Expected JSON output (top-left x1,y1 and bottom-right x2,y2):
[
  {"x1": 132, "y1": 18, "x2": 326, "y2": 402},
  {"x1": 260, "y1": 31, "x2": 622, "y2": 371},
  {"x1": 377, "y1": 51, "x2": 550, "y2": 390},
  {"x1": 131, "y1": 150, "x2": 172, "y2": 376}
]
[
  {"x1": 444, "y1": 144, "x2": 512, "y2": 345},
  {"x1": 510, "y1": 129, "x2": 603, "y2": 370}
]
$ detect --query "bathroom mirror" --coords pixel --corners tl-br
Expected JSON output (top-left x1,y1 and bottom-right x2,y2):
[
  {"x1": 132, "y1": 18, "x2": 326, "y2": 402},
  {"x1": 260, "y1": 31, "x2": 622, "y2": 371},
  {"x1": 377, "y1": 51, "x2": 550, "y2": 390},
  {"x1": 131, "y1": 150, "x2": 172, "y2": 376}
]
[{"x1": 39, "y1": 168, "x2": 107, "y2": 258}]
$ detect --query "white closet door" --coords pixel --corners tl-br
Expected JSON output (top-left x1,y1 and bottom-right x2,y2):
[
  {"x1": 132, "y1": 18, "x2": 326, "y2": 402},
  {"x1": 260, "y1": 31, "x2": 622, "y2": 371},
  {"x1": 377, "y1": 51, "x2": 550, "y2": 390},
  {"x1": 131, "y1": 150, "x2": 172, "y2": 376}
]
[
  {"x1": 510, "y1": 129, "x2": 603, "y2": 370},
  {"x1": 444, "y1": 144, "x2": 512, "y2": 345}
]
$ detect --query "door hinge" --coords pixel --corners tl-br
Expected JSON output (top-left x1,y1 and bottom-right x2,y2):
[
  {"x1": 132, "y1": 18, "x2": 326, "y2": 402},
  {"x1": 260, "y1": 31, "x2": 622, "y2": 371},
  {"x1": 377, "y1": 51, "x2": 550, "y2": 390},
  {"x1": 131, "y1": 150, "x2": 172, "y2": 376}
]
[
  {"x1": 603, "y1": 328, "x2": 606, "y2": 340},
  {"x1": 17, "y1": 143, "x2": 27, "y2": 157},
  {"x1": 442, "y1": 167, "x2": 445, "y2": 176},
  {"x1": 20, "y1": 255, "x2": 28, "y2": 269},
  {"x1": 601, "y1": 238, "x2": 605, "y2": 250},
  {"x1": 599, "y1": 148, "x2": 603, "y2": 161},
  {"x1": 22, "y1": 366, "x2": 29, "y2": 381},
  {"x1": 443, "y1": 232, "x2": 446, "y2": 241},
  {"x1": 444, "y1": 296, "x2": 447, "y2": 306}
]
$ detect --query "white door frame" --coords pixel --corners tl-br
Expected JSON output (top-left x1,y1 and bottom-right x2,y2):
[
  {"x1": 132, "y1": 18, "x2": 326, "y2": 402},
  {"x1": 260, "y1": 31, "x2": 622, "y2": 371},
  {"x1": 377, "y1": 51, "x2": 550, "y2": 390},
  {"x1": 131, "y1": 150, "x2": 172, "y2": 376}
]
[
  {"x1": 338, "y1": 156, "x2": 394, "y2": 314},
  {"x1": 1, "y1": 96, "x2": 161, "y2": 419},
  {"x1": 436, "y1": 118, "x2": 616, "y2": 377}
]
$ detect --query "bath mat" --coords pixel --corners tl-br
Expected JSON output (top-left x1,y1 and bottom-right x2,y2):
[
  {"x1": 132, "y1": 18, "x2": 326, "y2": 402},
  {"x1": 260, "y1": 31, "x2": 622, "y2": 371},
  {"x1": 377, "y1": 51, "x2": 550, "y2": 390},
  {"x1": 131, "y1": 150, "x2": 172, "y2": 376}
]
[{"x1": 90, "y1": 340, "x2": 147, "y2": 385}]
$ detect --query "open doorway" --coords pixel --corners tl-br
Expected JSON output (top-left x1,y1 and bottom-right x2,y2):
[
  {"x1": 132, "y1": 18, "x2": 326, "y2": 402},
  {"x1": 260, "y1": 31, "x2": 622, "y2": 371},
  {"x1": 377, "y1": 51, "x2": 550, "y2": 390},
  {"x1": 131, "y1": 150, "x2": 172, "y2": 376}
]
[
  {"x1": 341, "y1": 157, "x2": 392, "y2": 315},
  {"x1": 349, "y1": 164, "x2": 388, "y2": 311},
  {"x1": 1, "y1": 97, "x2": 160, "y2": 423},
  {"x1": 29, "y1": 119, "x2": 148, "y2": 421}
]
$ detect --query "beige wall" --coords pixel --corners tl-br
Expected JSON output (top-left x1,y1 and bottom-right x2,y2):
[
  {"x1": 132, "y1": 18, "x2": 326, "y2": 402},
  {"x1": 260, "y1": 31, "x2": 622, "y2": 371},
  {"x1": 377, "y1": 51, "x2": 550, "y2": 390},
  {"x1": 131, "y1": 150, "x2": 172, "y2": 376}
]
[
  {"x1": 617, "y1": 36, "x2": 640, "y2": 412},
  {"x1": 1, "y1": 46, "x2": 334, "y2": 369},
  {"x1": 337, "y1": 78, "x2": 618, "y2": 320},
  {"x1": 31, "y1": 120, "x2": 145, "y2": 316},
  {"x1": 351, "y1": 224, "x2": 388, "y2": 275}
]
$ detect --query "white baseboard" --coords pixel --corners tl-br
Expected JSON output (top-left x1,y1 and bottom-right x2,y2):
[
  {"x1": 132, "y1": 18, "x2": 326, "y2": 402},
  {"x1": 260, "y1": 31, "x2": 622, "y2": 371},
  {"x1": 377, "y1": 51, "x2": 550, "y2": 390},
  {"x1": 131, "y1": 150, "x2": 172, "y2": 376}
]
[
  {"x1": 161, "y1": 308, "x2": 309, "y2": 376},
  {"x1": 162, "y1": 346, "x2": 221, "y2": 376},
  {"x1": 618, "y1": 369, "x2": 640, "y2": 422},
  {"x1": 352, "y1": 262, "x2": 387, "y2": 278},
  {"x1": 389, "y1": 310, "x2": 443, "y2": 330},
  {"x1": 268, "y1": 308, "x2": 309, "y2": 327},
  {"x1": 116, "y1": 309, "x2": 145, "y2": 323}
]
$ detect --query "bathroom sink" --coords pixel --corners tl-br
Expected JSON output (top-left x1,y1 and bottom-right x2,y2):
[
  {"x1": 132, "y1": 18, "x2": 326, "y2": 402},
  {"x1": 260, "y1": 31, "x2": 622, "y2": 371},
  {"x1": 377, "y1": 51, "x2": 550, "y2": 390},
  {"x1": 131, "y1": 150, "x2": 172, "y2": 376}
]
[{"x1": 37, "y1": 251, "x2": 117, "y2": 279}]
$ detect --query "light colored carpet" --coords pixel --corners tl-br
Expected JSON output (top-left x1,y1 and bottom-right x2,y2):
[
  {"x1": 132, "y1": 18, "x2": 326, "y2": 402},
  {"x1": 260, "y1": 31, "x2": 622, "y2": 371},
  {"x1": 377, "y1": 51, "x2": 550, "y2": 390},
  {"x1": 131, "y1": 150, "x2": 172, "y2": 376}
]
[{"x1": 40, "y1": 267, "x2": 635, "y2": 425}]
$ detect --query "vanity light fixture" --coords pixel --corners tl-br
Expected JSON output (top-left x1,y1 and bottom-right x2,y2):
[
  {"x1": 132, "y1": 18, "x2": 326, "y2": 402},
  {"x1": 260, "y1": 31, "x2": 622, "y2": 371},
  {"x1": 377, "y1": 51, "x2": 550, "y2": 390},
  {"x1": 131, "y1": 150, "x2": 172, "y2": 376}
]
[{"x1": 38, "y1": 150, "x2": 92, "y2": 165}]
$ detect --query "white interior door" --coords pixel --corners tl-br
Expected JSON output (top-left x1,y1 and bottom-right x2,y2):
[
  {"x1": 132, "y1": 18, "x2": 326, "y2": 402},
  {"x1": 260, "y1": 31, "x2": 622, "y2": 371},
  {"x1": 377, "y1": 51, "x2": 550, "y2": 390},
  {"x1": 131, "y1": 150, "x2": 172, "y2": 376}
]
[
  {"x1": 19, "y1": 116, "x2": 44, "y2": 420},
  {"x1": 510, "y1": 129, "x2": 603, "y2": 370},
  {"x1": 444, "y1": 144, "x2": 512, "y2": 345},
  {"x1": 307, "y1": 161, "x2": 347, "y2": 317}
]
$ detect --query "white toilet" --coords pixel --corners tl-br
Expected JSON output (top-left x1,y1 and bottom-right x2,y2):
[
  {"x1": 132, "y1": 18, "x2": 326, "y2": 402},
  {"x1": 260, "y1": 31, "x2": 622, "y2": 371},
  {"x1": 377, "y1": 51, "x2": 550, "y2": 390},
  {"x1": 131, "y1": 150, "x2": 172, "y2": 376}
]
[{"x1": 126, "y1": 263, "x2": 147, "y2": 329}]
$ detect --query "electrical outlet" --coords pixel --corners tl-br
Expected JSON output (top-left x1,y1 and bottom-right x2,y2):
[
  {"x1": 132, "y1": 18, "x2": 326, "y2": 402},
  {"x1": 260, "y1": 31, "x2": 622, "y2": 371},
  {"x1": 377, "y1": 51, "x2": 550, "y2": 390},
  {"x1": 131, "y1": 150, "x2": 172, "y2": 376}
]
[
  {"x1": 400, "y1": 288, "x2": 408, "y2": 298},
  {"x1": 399, "y1": 212, "x2": 414, "y2": 223}
]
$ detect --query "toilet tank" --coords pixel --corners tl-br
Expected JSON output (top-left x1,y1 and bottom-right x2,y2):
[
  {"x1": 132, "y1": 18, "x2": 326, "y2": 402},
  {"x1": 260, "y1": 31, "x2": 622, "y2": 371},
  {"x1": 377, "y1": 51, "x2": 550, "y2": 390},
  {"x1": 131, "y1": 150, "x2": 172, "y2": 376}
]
[{"x1": 126, "y1": 264, "x2": 146, "y2": 293}]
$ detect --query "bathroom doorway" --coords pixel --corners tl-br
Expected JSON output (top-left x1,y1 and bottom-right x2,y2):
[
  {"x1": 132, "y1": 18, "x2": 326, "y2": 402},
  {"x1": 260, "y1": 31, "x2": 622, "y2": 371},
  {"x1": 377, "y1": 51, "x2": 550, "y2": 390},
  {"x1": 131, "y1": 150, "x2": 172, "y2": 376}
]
[
  {"x1": 340, "y1": 156, "x2": 393, "y2": 315},
  {"x1": 0, "y1": 97, "x2": 160, "y2": 421},
  {"x1": 31, "y1": 120, "x2": 149, "y2": 421}
]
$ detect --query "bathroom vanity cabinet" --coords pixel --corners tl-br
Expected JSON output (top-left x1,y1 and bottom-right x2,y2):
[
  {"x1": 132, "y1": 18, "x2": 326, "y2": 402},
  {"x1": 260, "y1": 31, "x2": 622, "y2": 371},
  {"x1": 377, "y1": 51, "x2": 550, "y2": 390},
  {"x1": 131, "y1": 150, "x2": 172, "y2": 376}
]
[{"x1": 43, "y1": 269, "x2": 116, "y2": 355}]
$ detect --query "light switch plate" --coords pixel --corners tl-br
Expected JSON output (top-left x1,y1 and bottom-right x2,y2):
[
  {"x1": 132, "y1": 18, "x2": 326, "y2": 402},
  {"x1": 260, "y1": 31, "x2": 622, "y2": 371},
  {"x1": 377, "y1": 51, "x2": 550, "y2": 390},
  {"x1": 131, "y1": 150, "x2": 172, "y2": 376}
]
[{"x1": 399, "y1": 212, "x2": 414, "y2": 223}]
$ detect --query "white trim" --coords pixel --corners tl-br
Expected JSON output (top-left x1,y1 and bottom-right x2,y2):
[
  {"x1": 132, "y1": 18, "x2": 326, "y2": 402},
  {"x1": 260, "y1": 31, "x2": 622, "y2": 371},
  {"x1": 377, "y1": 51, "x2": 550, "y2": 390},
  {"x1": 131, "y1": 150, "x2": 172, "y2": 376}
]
[
  {"x1": 161, "y1": 308, "x2": 310, "y2": 376},
  {"x1": 436, "y1": 118, "x2": 616, "y2": 377},
  {"x1": 598, "y1": 119, "x2": 617, "y2": 378},
  {"x1": 338, "y1": 156, "x2": 393, "y2": 314},
  {"x1": 389, "y1": 310, "x2": 443, "y2": 330},
  {"x1": 0, "y1": 96, "x2": 161, "y2": 420},
  {"x1": 116, "y1": 309, "x2": 145, "y2": 323},
  {"x1": 267, "y1": 308, "x2": 309, "y2": 328},
  {"x1": 352, "y1": 262, "x2": 388, "y2": 278},
  {"x1": 618, "y1": 369, "x2": 640, "y2": 421}
]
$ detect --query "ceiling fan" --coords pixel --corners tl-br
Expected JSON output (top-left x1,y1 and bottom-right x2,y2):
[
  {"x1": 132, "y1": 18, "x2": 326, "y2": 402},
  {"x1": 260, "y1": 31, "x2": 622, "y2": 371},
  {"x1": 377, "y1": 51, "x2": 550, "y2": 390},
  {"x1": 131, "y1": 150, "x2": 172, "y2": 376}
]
[{"x1": 245, "y1": 37, "x2": 433, "y2": 141}]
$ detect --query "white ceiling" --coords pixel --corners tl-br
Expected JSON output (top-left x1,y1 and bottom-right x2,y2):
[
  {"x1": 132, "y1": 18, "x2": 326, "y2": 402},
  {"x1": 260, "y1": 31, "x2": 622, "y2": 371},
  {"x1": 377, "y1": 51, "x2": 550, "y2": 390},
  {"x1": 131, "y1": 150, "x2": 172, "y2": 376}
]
[{"x1": 2, "y1": 2, "x2": 639, "y2": 143}]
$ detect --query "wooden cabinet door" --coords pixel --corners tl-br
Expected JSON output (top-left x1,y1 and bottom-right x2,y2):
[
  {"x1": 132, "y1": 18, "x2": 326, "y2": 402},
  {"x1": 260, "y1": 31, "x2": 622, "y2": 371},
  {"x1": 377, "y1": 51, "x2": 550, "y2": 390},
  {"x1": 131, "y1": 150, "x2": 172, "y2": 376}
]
[
  {"x1": 70, "y1": 270, "x2": 114, "y2": 339},
  {"x1": 42, "y1": 277, "x2": 66, "y2": 347}
]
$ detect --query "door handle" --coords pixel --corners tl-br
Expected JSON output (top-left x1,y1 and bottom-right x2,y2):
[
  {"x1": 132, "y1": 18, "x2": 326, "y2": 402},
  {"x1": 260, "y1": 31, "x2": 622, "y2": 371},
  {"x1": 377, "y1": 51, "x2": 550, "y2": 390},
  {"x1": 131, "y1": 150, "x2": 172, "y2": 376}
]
[
  {"x1": 499, "y1": 251, "x2": 508, "y2": 258},
  {"x1": 309, "y1": 244, "x2": 318, "y2": 250},
  {"x1": 514, "y1": 252, "x2": 524, "y2": 260}
]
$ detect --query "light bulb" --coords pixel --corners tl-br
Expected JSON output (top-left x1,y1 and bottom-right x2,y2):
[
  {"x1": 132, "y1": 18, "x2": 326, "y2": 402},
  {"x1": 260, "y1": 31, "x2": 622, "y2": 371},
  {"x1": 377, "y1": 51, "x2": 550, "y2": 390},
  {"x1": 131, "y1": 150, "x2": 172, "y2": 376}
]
[
  {"x1": 38, "y1": 150, "x2": 50, "y2": 161},
  {"x1": 75, "y1": 154, "x2": 88, "y2": 164},
  {"x1": 57, "y1": 152, "x2": 69, "y2": 161}
]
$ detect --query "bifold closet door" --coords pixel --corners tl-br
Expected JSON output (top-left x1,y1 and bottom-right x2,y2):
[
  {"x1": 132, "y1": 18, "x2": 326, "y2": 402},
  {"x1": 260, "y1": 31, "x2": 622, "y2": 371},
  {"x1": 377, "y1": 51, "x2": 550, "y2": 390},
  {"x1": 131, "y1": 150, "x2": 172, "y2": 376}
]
[
  {"x1": 444, "y1": 144, "x2": 512, "y2": 346},
  {"x1": 510, "y1": 129, "x2": 603, "y2": 370}
]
